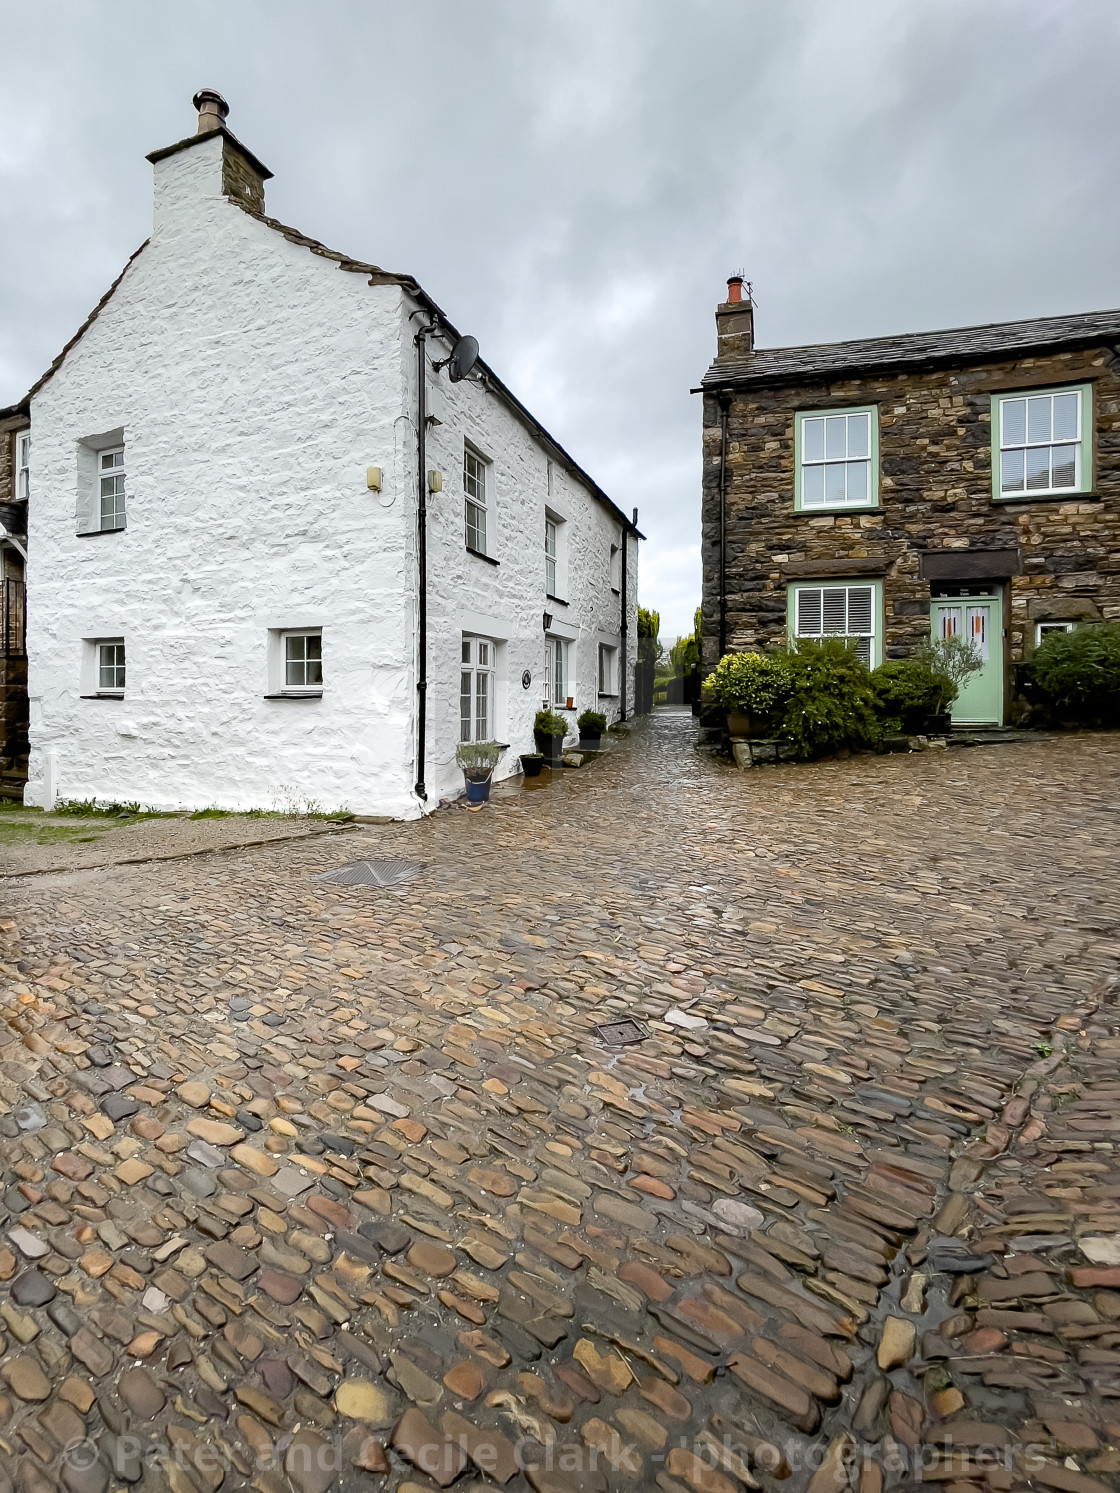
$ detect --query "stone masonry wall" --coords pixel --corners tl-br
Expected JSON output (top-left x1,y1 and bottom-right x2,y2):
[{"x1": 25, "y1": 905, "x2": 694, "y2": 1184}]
[{"x1": 700, "y1": 345, "x2": 1120, "y2": 691}]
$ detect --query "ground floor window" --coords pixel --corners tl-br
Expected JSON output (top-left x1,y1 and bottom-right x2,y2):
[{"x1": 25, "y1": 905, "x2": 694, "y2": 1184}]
[
  {"x1": 790, "y1": 581, "x2": 878, "y2": 667},
  {"x1": 598, "y1": 643, "x2": 617, "y2": 695},
  {"x1": 461, "y1": 635, "x2": 494, "y2": 741},
  {"x1": 1035, "y1": 620, "x2": 1075, "y2": 645},
  {"x1": 545, "y1": 637, "x2": 567, "y2": 707}
]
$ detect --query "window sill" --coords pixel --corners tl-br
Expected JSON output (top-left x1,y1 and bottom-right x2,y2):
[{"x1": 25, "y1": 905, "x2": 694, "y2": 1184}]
[
  {"x1": 598, "y1": 693, "x2": 619, "y2": 699},
  {"x1": 794, "y1": 504, "x2": 880, "y2": 516},
  {"x1": 610, "y1": 587, "x2": 620, "y2": 596},
  {"x1": 264, "y1": 691, "x2": 323, "y2": 700},
  {"x1": 77, "y1": 526, "x2": 127, "y2": 537},
  {"x1": 992, "y1": 491, "x2": 1099, "y2": 505},
  {"x1": 546, "y1": 594, "x2": 569, "y2": 606},
  {"x1": 466, "y1": 546, "x2": 499, "y2": 566},
  {"x1": 80, "y1": 693, "x2": 124, "y2": 700}
]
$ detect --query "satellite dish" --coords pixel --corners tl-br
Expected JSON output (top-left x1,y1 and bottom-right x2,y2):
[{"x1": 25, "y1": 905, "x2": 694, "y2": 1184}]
[{"x1": 446, "y1": 335, "x2": 479, "y2": 383}]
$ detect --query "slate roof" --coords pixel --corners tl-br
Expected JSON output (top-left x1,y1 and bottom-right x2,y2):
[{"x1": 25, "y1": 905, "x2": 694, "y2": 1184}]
[{"x1": 700, "y1": 307, "x2": 1120, "y2": 390}]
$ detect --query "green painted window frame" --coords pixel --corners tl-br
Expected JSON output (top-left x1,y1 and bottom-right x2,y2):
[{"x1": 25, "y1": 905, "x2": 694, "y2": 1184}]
[
  {"x1": 786, "y1": 577, "x2": 884, "y2": 669},
  {"x1": 990, "y1": 382, "x2": 1092, "y2": 502},
  {"x1": 793, "y1": 404, "x2": 880, "y2": 513}
]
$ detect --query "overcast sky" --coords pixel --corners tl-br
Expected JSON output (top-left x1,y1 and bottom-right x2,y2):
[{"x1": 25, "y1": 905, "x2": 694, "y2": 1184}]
[{"x1": 3, "y1": 0, "x2": 1118, "y2": 639}]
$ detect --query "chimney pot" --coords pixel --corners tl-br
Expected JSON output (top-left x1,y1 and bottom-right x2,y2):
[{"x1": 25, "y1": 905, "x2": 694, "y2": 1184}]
[
  {"x1": 192, "y1": 89, "x2": 230, "y2": 135},
  {"x1": 726, "y1": 275, "x2": 744, "y2": 304}
]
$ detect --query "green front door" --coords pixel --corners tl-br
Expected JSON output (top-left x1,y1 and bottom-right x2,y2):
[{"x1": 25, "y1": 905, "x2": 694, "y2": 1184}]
[{"x1": 930, "y1": 596, "x2": 1003, "y2": 725}]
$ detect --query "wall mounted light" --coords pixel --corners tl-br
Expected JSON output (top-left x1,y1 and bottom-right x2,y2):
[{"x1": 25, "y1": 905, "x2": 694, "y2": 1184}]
[
  {"x1": 427, "y1": 470, "x2": 443, "y2": 493},
  {"x1": 366, "y1": 467, "x2": 382, "y2": 492},
  {"x1": 543, "y1": 612, "x2": 553, "y2": 631}
]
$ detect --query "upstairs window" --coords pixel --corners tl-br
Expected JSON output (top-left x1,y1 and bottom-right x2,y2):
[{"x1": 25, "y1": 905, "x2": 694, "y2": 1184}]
[
  {"x1": 284, "y1": 631, "x2": 322, "y2": 692},
  {"x1": 791, "y1": 581, "x2": 879, "y2": 667},
  {"x1": 99, "y1": 447, "x2": 126, "y2": 530},
  {"x1": 610, "y1": 542, "x2": 621, "y2": 591},
  {"x1": 15, "y1": 431, "x2": 30, "y2": 501},
  {"x1": 795, "y1": 406, "x2": 878, "y2": 511},
  {"x1": 464, "y1": 445, "x2": 488, "y2": 555},
  {"x1": 460, "y1": 636, "x2": 494, "y2": 742},
  {"x1": 98, "y1": 640, "x2": 126, "y2": 694},
  {"x1": 995, "y1": 386, "x2": 1090, "y2": 498},
  {"x1": 545, "y1": 518, "x2": 557, "y2": 595}
]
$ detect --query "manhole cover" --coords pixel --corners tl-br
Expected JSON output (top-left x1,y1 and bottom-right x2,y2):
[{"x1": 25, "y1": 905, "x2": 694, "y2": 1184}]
[
  {"x1": 596, "y1": 1019, "x2": 647, "y2": 1047},
  {"x1": 315, "y1": 858, "x2": 423, "y2": 888}
]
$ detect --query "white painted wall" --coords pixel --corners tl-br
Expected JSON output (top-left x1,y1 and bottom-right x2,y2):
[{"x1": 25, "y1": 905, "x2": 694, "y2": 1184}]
[
  {"x1": 416, "y1": 320, "x2": 637, "y2": 805},
  {"x1": 24, "y1": 127, "x2": 637, "y2": 818}
]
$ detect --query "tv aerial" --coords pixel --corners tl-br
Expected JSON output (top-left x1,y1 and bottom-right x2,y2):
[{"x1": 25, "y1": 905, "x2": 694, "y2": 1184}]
[{"x1": 434, "y1": 334, "x2": 479, "y2": 383}]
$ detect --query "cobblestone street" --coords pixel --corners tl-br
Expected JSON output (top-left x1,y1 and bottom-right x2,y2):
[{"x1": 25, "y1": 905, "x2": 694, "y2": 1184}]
[{"x1": 1, "y1": 713, "x2": 1119, "y2": 1493}]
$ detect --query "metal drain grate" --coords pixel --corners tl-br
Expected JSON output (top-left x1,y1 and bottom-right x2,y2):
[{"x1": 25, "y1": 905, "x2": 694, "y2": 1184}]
[
  {"x1": 316, "y1": 858, "x2": 423, "y2": 888},
  {"x1": 596, "y1": 1019, "x2": 647, "y2": 1047}
]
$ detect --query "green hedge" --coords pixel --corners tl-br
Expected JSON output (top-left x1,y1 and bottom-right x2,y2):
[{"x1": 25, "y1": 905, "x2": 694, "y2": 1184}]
[{"x1": 1025, "y1": 625, "x2": 1120, "y2": 724}]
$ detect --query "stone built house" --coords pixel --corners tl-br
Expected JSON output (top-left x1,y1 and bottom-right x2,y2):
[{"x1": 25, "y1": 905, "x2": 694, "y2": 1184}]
[
  {"x1": 699, "y1": 279, "x2": 1120, "y2": 725},
  {"x1": 13, "y1": 92, "x2": 638, "y2": 817}
]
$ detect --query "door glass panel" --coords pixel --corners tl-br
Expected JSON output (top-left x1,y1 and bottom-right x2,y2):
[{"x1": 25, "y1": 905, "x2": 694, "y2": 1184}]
[
  {"x1": 938, "y1": 606, "x2": 962, "y2": 640},
  {"x1": 965, "y1": 607, "x2": 989, "y2": 661}
]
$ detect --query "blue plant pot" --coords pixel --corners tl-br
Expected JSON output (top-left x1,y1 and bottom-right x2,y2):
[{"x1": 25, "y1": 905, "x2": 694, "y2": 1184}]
[{"x1": 464, "y1": 773, "x2": 492, "y2": 805}]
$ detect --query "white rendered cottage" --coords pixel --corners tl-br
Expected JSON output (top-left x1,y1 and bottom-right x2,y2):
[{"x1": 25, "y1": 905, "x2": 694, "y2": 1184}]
[{"x1": 22, "y1": 92, "x2": 640, "y2": 818}]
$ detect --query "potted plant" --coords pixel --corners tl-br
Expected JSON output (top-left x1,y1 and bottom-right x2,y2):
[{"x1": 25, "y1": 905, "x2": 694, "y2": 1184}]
[
  {"x1": 577, "y1": 709, "x2": 607, "y2": 750},
  {"x1": 455, "y1": 740, "x2": 501, "y2": 808},
  {"x1": 912, "y1": 635, "x2": 985, "y2": 733},
  {"x1": 520, "y1": 752, "x2": 545, "y2": 777},
  {"x1": 703, "y1": 651, "x2": 793, "y2": 738},
  {"x1": 533, "y1": 709, "x2": 568, "y2": 763}
]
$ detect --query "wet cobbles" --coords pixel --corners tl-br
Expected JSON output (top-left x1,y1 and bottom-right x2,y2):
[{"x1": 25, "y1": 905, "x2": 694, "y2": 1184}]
[{"x1": 0, "y1": 714, "x2": 1117, "y2": 1491}]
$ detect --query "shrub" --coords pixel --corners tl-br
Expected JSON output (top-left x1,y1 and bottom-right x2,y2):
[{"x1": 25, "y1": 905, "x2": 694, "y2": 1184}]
[
  {"x1": 703, "y1": 651, "x2": 793, "y2": 727},
  {"x1": 578, "y1": 709, "x2": 607, "y2": 736},
  {"x1": 455, "y1": 741, "x2": 501, "y2": 776},
  {"x1": 777, "y1": 638, "x2": 881, "y2": 760},
  {"x1": 533, "y1": 709, "x2": 568, "y2": 738},
  {"x1": 1025, "y1": 624, "x2": 1120, "y2": 723},
  {"x1": 871, "y1": 658, "x2": 949, "y2": 733}
]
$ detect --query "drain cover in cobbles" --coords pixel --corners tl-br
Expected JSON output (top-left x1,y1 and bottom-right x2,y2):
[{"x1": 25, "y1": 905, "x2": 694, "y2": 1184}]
[
  {"x1": 596, "y1": 1019, "x2": 647, "y2": 1046},
  {"x1": 315, "y1": 858, "x2": 423, "y2": 888}
]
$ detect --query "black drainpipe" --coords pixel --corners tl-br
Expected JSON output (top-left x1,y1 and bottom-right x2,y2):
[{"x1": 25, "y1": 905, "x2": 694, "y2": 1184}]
[
  {"x1": 619, "y1": 514, "x2": 630, "y2": 721},
  {"x1": 717, "y1": 390, "x2": 731, "y2": 658},
  {"x1": 414, "y1": 321, "x2": 435, "y2": 802}
]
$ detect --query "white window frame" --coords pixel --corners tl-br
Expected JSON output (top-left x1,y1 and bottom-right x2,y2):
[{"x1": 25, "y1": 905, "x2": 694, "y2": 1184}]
[
  {"x1": 544, "y1": 636, "x2": 568, "y2": 709},
  {"x1": 993, "y1": 385, "x2": 1090, "y2": 500},
  {"x1": 545, "y1": 518, "x2": 557, "y2": 597},
  {"x1": 794, "y1": 406, "x2": 878, "y2": 512},
  {"x1": 598, "y1": 643, "x2": 617, "y2": 696},
  {"x1": 1035, "y1": 620, "x2": 1075, "y2": 646},
  {"x1": 282, "y1": 630, "x2": 323, "y2": 694},
  {"x1": 14, "y1": 431, "x2": 30, "y2": 501},
  {"x1": 99, "y1": 445, "x2": 126, "y2": 531},
  {"x1": 788, "y1": 580, "x2": 881, "y2": 668},
  {"x1": 460, "y1": 635, "x2": 495, "y2": 742},
  {"x1": 97, "y1": 639, "x2": 126, "y2": 695},
  {"x1": 464, "y1": 444, "x2": 488, "y2": 555}
]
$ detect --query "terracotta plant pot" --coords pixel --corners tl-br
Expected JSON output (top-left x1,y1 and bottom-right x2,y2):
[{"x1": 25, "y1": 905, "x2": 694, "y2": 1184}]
[{"x1": 725, "y1": 709, "x2": 754, "y2": 739}]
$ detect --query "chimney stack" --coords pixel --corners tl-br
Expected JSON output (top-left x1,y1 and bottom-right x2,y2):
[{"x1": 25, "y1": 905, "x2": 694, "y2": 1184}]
[
  {"x1": 715, "y1": 273, "x2": 754, "y2": 360},
  {"x1": 193, "y1": 89, "x2": 230, "y2": 135}
]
